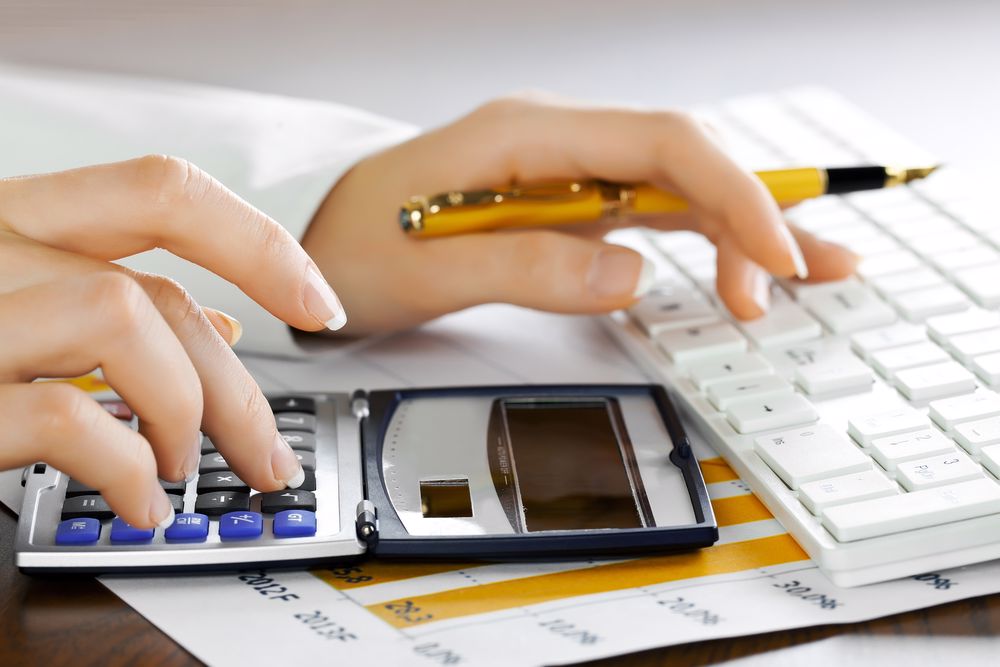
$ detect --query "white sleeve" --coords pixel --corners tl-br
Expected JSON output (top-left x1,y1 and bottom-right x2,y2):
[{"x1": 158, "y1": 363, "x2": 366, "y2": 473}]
[{"x1": 0, "y1": 63, "x2": 419, "y2": 357}]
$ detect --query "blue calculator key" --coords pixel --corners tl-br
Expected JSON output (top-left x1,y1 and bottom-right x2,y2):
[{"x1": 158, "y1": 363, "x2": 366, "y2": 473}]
[
  {"x1": 55, "y1": 518, "x2": 101, "y2": 545},
  {"x1": 164, "y1": 513, "x2": 210, "y2": 542},
  {"x1": 219, "y1": 511, "x2": 263, "y2": 540},
  {"x1": 110, "y1": 517, "x2": 155, "y2": 543},
  {"x1": 273, "y1": 510, "x2": 317, "y2": 537}
]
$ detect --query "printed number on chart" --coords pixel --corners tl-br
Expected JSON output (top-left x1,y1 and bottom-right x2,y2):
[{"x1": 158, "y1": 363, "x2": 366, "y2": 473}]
[{"x1": 772, "y1": 579, "x2": 842, "y2": 609}]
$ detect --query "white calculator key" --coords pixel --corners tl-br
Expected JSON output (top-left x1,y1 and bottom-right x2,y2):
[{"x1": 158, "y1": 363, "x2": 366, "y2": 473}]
[
  {"x1": 890, "y1": 285, "x2": 971, "y2": 322},
  {"x1": 926, "y1": 308, "x2": 1000, "y2": 344},
  {"x1": 870, "y1": 428, "x2": 957, "y2": 470},
  {"x1": 655, "y1": 322, "x2": 747, "y2": 365},
  {"x1": 726, "y1": 392, "x2": 818, "y2": 435},
  {"x1": 870, "y1": 342, "x2": 950, "y2": 378},
  {"x1": 855, "y1": 250, "x2": 922, "y2": 281},
  {"x1": 794, "y1": 354, "x2": 873, "y2": 395},
  {"x1": 948, "y1": 328, "x2": 1000, "y2": 363},
  {"x1": 981, "y1": 444, "x2": 1000, "y2": 479},
  {"x1": 970, "y1": 352, "x2": 1000, "y2": 386},
  {"x1": 955, "y1": 265, "x2": 1000, "y2": 308},
  {"x1": 928, "y1": 390, "x2": 1000, "y2": 429},
  {"x1": 706, "y1": 375, "x2": 794, "y2": 411},
  {"x1": 802, "y1": 285, "x2": 896, "y2": 334},
  {"x1": 848, "y1": 407, "x2": 930, "y2": 446},
  {"x1": 869, "y1": 268, "x2": 944, "y2": 296},
  {"x1": 894, "y1": 361, "x2": 977, "y2": 401},
  {"x1": 736, "y1": 299, "x2": 822, "y2": 348},
  {"x1": 953, "y1": 417, "x2": 1000, "y2": 454},
  {"x1": 850, "y1": 322, "x2": 927, "y2": 361},
  {"x1": 822, "y1": 478, "x2": 1000, "y2": 542},
  {"x1": 687, "y1": 352, "x2": 772, "y2": 390},
  {"x1": 754, "y1": 424, "x2": 870, "y2": 489},
  {"x1": 896, "y1": 451, "x2": 983, "y2": 491},
  {"x1": 798, "y1": 469, "x2": 899, "y2": 514},
  {"x1": 628, "y1": 291, "x2": 719, "y2": 336}
]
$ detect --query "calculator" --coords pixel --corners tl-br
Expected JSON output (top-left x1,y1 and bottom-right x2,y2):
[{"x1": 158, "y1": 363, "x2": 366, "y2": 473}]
[{"x1": 14, "y1": 385, "x2": 717, "y2": 573}]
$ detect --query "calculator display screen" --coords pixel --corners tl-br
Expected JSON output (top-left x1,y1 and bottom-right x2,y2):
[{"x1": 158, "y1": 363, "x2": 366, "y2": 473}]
[{"x1": 501, "y1": 400, "x2": 645, "y2": 532}]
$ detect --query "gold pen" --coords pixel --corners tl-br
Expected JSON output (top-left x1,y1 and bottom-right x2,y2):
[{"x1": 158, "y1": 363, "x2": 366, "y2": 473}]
[{"x1": 399, "y1": 165, "x2": 940, "y2": 237}]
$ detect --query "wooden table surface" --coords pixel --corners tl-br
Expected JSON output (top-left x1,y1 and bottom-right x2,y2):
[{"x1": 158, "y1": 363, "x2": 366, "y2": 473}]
[{"x1": 2, "y1": 506, "x2": 998, "y2": 667}]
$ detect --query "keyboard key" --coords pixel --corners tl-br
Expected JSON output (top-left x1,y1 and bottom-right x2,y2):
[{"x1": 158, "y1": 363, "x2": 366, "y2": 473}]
[
  {"x1": 259, "y1": 490, "x2": 317, "y2": 514},
  {"x1": 955, "y1": 265, "x2": 1000, "y2": 308},
  {"x1": 928, "y1": 391, "x2": 1000, "y2": 430},
  {"x1": 798, "y1": 469, "x2": 898, "y2": 514},
  {"x1": 165, "y1": 513, "x2": 210, "y2": 542},
  {"x1": 897, "y1": 451, "x2": 983, "y2": 491},
  {"x1": 61, "y1": 495, "x2": 114, "y2": 521},
  {"x1": 780, "y1": 276, "x2": 860, "y2": 301},
  {"x1": 109, "y1": 517, "x2": 155, "y2": 543},
  {"x1": 655, "y1": 322, "x2": 747, "y2": 365},
  {"x1": 855, "y1": 250, "x2": 922, "y2": 281},
  {"x1": 929, "y1": 246, "x2": 1000, "y2": 274},
  {"x1": 628, "y1": 291, "x2": 719, "y2": 336},
  {"x1": 195, "y1": 491, "x2": 250, "y2": 516},
  {"x1": 891, "y1": 285, "x2": 970, "y2": 322},
  {"x1": 726, "y1": 392, "x2": 818, "y2": 434},
  {"x1": 55, "y1": 518, "x2": 101, "y2": 545},
  {"x1": 794, "y1": 354, "x2": 873, "y2": 395},
  {"x1": 895, "y1": 362, "x2": 977, "y2": 401},
  {"x1": 954, "y1": 417, "x2": 1000, "y2": 454},
  {"x1": 971, "y1": 352, "x2": 1000, "y2": 386},
  {"x1": 65, "y1": 479, "x2": 99, "y2": 497},
  {"x1": 293, "y1": 450, "x2": 317, "y2": 471},
  {"x1": 197, "y1": 470, "x2": 250, "y2": 494},
  {"x1": 948, "y1": 328, "x2": 1000, "y2": 363},
  {"x1": 869, "y1": 428, "x2": 957, "y2": 470},
  {"x1": 869, "y1": 268, "x2": 944, "y2": 296},
  {"x1": 754, "y1": 424, "x2": 870, "y2": 489},
  {"x1": 687, "y1": 352, "x2": 772, "y2": 390},
  {"x1": 219, "y1": 511, "x2": 264, "y2": 541},
  {"x1": 276, "y1": 412, "x2": 317, "y2": 433},
  {"x1": 273, "y1": 510, "x2": 318, "y2": 538},
  {"x1": 199, "y1": 452, "x2": 230, "y2": 473},
  {"x1": 99, "y1": 400, "x2": 134, "y2": 421},
  {"x1": 160, "y1": 479, "x2": 187, "y2": 496},
  {"x1": 908, "y1": 230, "x2": 978, "y2": 257},
  {"x1": 201, "y1": 436, "x2": 218, "y2": 454},
  {"x1": 850, "y1": 323, "x2": 927, "y2": 361},
  {"x1": 269, "y1": 396, "x2": 316, "y2": 414},
  {"x1": 870, "y1": 342, "x2": 950, "y2": 378},
  {"x1": 297, "y1": 470, "x2": 317, "y2": 492},
  {"x1": 280, "y1": 431, "x2": 316, "y2": 452},
  {"x1": 802, "y1": 285, "x2": 896, "y2": 334},
  {"x1": 822, "y1": 478, "x2": 1000, "y2": 542},
  {"x1": 706, "y1": 375, "x2": 794, "y2": 411},
  {"x1": 736, "y1": 299, "x2": 822, "y2": 348},
  {"x1": 848, "y1": 407, "x2": 930, "y2": 446},
  {"x1": 981, "y1": 444, "x2": 1000, "y2": 479},
  {"x1": 926, "y1": 308, "x2": 1000, "y2": 344}
]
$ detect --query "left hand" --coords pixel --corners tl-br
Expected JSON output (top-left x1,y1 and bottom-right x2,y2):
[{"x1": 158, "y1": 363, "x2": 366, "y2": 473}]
[{"x1": 303, "y1": 94, "x2": 858, "y2": 335}]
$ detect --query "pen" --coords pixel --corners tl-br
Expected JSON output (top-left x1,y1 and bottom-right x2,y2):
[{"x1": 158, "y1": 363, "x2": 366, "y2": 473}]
[{"x1": 399, "y1": 165, "x2": 940, "y2": 237}]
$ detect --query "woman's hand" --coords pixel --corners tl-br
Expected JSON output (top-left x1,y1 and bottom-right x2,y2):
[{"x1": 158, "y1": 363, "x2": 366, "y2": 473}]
[
  {"x1": 304, "y1": 94, "x2": 857, "y2": 334},
  {"x1": 0, "y1": 155, "x2": 347, "y2": 529}
]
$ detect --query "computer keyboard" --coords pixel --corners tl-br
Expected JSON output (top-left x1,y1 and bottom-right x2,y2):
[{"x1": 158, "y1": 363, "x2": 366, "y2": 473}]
[{"x1": 605, "y1": 88, "x2": 1000, "y2": 587}]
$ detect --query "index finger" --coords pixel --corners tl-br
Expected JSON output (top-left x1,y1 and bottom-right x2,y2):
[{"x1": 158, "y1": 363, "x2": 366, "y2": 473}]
[{"x1": 0, "y1": 155, "x2": 347, "y2": 332}]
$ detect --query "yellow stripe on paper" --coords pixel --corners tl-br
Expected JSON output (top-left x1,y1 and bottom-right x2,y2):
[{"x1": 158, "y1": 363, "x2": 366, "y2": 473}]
[
  {"x1": 367, "y1": 534, "x2": 808, "y2": 628},
  {"x1": 314, "y1": 561, "x2": 476, "y2": 589},
  {"x1": 37, "y1": 373, "x2": 111, "y2": 394},
  {"x1": 711, "y1": 493, "x2": 773, "y2": 526},
  {"x1": 699, "y1": 457, "x2": 740, "y2": 484}
]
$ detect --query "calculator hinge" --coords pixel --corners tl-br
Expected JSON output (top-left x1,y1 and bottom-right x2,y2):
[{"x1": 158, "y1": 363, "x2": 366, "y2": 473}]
[{"x1": 355, "y1": 499, "x2": 378, "y2": 546}]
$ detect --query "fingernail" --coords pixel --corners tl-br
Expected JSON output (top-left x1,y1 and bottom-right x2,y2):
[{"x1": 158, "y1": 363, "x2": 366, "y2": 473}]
[
  {"x1": 586, "y1": 248, "x2": 653, "y2": 299},
  {"x1": 150, "y1": 490, "x2": 175, "y2": 530},
  {"x1": 205, "y1": 309, "x2": 243, "y2": 346},
  {"x1": 303, "y1": 266, "x2": 348, "y2": 331},
  {"x1": 778, "y1": 225, "x2": 809, "y2": 280},
  {"x1": 751, "y1": 269, "x2": 771, "y2": 315},
  {"x1": 271, "y1": 433, "x2": 305, "y2": 488},
  {"x1": 183, "y1": 434, "x2": 202, "y2": 482}
]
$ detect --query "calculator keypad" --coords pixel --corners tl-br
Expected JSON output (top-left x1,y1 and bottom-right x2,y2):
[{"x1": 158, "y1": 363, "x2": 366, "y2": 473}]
[
  {"x1": 196, "y1": 471, "x2": 250, "y2": 494},
  {"x1": 195, "y1": 491, "x2": 251, "y2": 516}
]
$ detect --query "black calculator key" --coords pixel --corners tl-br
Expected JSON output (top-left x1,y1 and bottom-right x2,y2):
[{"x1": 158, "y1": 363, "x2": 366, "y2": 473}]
[
  {"x1": 269, "y1": 396, "x2": 316, "y2": 414},
  {"x1": 65, "y1": 479, "x2": 97, "y2": 497},
  {"x1": 62, "y1": 495, "x2": 114, "y2": 521},
  {"x1": 259, "y1": 489, "x2": 316, "y2": 514},
  {"x1": 160, "y1": 479, "x2": 187, "y2": 495},
  {"x1": 293, "y1": 451, "x2": 316, "y2": 471},
  {"x1": 199, "y1": 452, "x2": 230, "y2": 473},
  {"x1": 298, "y1": 470, "x2": 316, "y2": 492},
  {"x1": 275, "y1": 412, "x2": 316, "y2": 433},
  {"x1": 280, "y1": 431, "x2": 316, "y2": 452},
  {"x1": 201, "y1": 436, "x2": 218, "y2": 454},
  {"x1": 195, "y1": 492, "x2": 250, "y2": 516},
  {"x1": 197, "y1": 470, "x2": 250, "y2": 494}
]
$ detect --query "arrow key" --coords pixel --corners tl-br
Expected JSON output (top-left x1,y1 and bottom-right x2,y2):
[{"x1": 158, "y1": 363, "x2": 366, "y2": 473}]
[{"x1": 259, "y1": 489, "x2": 317, "y2": 514}]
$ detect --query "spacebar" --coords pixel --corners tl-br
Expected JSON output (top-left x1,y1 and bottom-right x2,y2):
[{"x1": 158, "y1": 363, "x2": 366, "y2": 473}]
[{"x1": 822, "y1": 478, "x2": 1000, "y2": 542}]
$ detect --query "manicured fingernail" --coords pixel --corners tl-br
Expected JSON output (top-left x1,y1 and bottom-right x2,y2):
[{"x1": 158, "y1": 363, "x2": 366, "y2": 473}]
[
  {"x1": 303, "y1": 266, "x2": 348, "y2": 331},
  {"x1": 150, "y1": 490, "x2": 175, "y2": 530},
  {"x1": 586, "y1": 248, "x2": 653, "y2": 299},
  {"x1": 204, "y1": 309, "x2": 243, "y2": 346},
  {"x1": 779, "y1": 225, "x2": 809, "y2": 280},
  {"x1": 183, "y1": 434, "x2": 202, "y2": 482},
  {"x1": 271, "y1": 433, "x2": 305, "y2": 488},
  {"x1": 751, "y1": 269, "x2": 771, "y2": 315}
]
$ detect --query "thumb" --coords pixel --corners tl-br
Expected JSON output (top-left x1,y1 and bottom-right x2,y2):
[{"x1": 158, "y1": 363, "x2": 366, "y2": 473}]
[{"x1": 428, "y1": 231, "x2": 655, "y2": 313}]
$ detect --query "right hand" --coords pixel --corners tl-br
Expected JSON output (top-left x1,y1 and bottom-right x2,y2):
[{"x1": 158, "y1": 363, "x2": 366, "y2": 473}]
[{"x1": 0, "y1": 155, "x2": 348, "y2": 529}]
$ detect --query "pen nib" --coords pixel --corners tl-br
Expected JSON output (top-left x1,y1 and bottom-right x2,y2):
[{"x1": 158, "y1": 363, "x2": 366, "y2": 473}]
[{"x1": 885, "y1": 164, "x2": 942, "y2": 187}]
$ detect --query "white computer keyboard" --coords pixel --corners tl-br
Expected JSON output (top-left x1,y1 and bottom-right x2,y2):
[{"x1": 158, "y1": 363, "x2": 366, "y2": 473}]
[{"x1": 605, "y1": 87, "x2": 1000, "y2": 587}]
